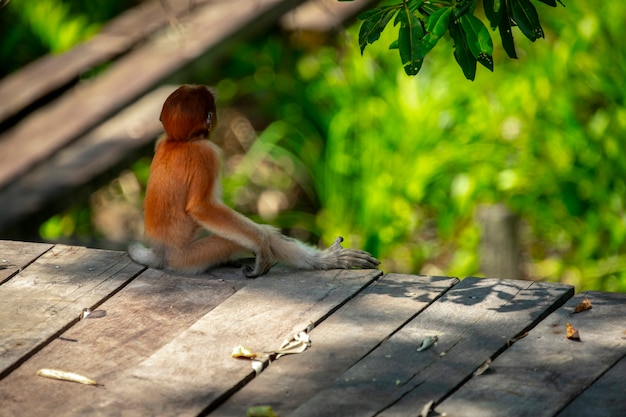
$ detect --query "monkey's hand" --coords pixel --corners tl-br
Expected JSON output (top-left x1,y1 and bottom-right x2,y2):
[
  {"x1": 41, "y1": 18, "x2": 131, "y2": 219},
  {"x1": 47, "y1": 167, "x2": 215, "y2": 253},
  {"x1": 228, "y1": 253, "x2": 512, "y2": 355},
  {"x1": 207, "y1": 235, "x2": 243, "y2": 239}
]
[
  {"x1": 243, "y1": 243, "x2": 275, "y2": 278},
  {"x1": 319, "y1": 237, "x2": 380, "y2": 270}
]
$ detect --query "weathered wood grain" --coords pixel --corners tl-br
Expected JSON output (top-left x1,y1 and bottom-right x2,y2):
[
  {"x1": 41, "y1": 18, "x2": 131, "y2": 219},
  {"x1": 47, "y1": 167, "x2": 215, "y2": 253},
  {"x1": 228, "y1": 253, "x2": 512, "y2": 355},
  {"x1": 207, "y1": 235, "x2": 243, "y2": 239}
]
[
  {"x1": 287, "y1": 278, "x2": 573, "y2": 417},
  {"x1": 0, "y1": 0, "x2": 306, "y2": 190},
  {"x1": 555, "y1": 352, "x2": 626, "y2": 417},
  {"x1": 0, "y1": 86, "x2": 175, "y2": 233},
  {"x1": 73, "y1": 268, "x2": 381, "y2": 417},
  {"x1": 435, "y1": 291, "x2": 626, "y2": 417},
  {"x1": 0, "y1": 0, "x2": 209, "y2": 125},
  {"x1": 213, "y1": 274, "x2": 459, "y2": 416},
  {"x1": 0, "y1": 267, "x2": 250, "y2": 417},
  {"x1": 0, "y1": 240, "x2": 52, "y2": 284},
  {"x1": 281, "y1": 0, "x2": 376, "y2": 32},
  {"x1": 0, "y1": 244, "x2": 142, "y2": 378}
]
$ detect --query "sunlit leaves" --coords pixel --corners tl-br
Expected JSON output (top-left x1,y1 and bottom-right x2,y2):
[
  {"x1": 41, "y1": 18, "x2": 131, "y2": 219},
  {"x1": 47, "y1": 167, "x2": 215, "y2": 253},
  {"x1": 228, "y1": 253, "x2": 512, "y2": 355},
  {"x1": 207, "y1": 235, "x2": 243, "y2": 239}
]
[
  {"x1": 421, "y1": 6, "x2": 452, "y2": 56},
  {"x1": 354, "y1": 0, "x2": 563, "y2": 80}
]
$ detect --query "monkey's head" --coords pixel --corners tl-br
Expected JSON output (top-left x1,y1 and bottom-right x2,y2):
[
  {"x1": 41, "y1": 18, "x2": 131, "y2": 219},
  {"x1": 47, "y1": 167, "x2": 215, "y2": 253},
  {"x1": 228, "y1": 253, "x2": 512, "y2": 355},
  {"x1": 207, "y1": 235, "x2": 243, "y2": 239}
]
[{"x1": 160, "y1": 84, "x2": 217, "y2": 141}]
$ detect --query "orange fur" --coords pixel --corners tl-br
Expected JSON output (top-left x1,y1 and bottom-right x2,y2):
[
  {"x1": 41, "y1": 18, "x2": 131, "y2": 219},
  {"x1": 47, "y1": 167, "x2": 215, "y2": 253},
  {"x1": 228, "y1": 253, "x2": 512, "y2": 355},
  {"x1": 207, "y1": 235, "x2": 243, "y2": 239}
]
[{"x1": 128, "y1": 84, "x2": 379, "y2": 277}]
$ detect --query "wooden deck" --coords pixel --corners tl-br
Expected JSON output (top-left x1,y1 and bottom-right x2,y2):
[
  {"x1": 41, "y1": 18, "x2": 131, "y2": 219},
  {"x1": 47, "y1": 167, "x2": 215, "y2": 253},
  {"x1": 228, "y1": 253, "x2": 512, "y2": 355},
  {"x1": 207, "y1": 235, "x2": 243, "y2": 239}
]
[{"x1": 0, "y1": 240, "x2": 624, "y2": 417}]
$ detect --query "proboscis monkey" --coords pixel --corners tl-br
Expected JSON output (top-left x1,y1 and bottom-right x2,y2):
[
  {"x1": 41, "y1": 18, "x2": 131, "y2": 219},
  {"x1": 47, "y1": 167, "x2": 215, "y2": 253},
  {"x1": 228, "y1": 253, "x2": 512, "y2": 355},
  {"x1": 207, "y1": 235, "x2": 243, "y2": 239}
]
[{"x1": 128, "y1": 84, "x2": 379, "y2": 277}]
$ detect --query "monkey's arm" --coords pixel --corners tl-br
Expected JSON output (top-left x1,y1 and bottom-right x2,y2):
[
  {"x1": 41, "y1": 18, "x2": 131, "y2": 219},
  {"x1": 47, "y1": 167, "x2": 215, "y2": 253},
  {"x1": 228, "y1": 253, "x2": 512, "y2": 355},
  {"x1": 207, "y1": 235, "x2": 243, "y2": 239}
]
[
  {"x1": 186, "y1": 200, "x2": 275, "y2": 277},
  {"x1": 269, "y1": 234, "x2": 380, "y2": 270}
]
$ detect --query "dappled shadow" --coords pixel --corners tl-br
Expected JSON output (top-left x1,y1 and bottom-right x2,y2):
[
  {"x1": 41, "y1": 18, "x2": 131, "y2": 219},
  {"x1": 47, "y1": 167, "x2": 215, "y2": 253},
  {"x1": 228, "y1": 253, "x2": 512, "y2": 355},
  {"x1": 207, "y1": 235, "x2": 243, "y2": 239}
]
[{"x1": 2, "y1": 250, "x2": 581, "y2": 417}]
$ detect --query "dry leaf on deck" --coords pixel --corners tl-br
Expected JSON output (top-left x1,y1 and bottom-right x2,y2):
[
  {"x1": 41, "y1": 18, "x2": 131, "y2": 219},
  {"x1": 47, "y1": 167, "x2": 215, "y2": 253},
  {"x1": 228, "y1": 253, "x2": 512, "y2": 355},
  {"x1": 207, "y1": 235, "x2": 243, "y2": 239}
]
[
  {"x1": 274, "y1": 331, "x2": 311, "y2": 359},
  {"x1": 80, "y1": 308, "x2": 91, "y2": 320},
  {"x1": 419, "y1": 400, "x2": 435, "y2": 417},
  {"x1": 566, "y1": 323, "x2": 581, "y2": 341},
  {"x1": 417, "y1": 336, "x2": 438, "y2": 352},
  {"x1": 37, "y1": 368, "x2": 100, "y2": 386},
  {"x1": 573, "y1": 296, "x2": 592, "y2": 313},
  {"x1": 507, "y1": 331, "x2": 529, "y2": 346},
  {"x1": 231, "y1": 345, "x2": 262, "y2": 359},
  {"x1": 473, "y1": 358, "x2": 492, "y2": 376},
  {"x1": 251, "y1": 360, "x2": 264, "y2": 375}
]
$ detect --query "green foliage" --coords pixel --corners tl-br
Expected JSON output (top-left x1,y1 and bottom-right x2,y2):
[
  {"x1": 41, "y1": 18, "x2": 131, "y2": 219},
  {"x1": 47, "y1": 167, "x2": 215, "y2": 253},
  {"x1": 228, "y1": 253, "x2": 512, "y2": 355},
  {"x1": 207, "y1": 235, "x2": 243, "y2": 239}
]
[
  {"x1": 352, "y1": 0, "x2": 562, "y2": 79},
  {"x1": 5, "y1": 0, "x2": 623, "y2": 293},
  {"x1": 216, "y1": 2, "x2": 625, "y2": 292},
  {"x1": 0, "y1": 0, "x2": 134, "y2": 78}
]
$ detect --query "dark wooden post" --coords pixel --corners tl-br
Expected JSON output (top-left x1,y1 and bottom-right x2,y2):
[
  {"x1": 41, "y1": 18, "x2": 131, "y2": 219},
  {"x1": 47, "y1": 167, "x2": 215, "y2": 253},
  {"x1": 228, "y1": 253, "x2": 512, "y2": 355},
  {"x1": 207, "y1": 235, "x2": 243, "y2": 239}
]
[{"x1": 477, "y1": 204, "x2": 523, "y2": 279}]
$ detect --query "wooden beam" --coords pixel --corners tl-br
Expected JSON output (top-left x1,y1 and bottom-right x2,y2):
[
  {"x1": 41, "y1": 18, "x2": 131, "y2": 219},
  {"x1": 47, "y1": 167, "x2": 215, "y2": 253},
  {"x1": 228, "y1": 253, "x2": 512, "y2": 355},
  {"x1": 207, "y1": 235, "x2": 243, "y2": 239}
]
[
  {"x1": 0, "y1": 0, "x2": 307, "y2": 191},
  {"x1": 0, "y1": 86, "x2": 175, "y2": 234},
  {"x1": 0, "y1": 0, "x2": 210, "y2": 126}
]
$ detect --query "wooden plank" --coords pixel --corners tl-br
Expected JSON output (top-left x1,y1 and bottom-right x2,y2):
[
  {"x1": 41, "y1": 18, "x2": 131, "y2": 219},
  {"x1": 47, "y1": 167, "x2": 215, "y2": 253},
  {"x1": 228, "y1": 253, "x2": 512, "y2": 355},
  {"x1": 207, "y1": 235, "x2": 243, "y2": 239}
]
[
  {"x1": 0, "y1": 267, "x2": 250, "y2": 417},
  {"x1": 0, "y1": 0, "x2": 306, "y2": 190},
  {"x1": 0, "y1": 240, "x2": 53, "y2": 285},
  {"x1": 287, "y1": 278, "x2": 574, "y2": 417},
  {"x1": 555, "y1": 352, "x2": 626, "y2": 417},
  {"x1": 436, "y1": 291, "x2": 626, "y2": 417},
  {"x1": 69, "y1": 268, "x2": 382, "y2": 416},
  {"x1": 0, "y1": 86, "x2": 175, "y2": 233},
  {"x1": 213, "y1": 274, "x2": 459, "y2": 416},
  {"x1": 281, "y1": 0, "x2": 377, "y2": 32},
  {"x1": 0, "y1": 0, "x2": 209, "y2": 126},
  {"x1": 0, "y1": 244, "x2": 143, "y2": 378}
]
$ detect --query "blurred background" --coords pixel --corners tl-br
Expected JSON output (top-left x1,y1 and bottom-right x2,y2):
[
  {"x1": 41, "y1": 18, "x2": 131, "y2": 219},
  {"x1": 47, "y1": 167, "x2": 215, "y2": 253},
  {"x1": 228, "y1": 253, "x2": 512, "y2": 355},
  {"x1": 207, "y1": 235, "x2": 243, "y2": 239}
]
[{"x1": 1, "y1": 0, "x2": 625, "y2": 292}]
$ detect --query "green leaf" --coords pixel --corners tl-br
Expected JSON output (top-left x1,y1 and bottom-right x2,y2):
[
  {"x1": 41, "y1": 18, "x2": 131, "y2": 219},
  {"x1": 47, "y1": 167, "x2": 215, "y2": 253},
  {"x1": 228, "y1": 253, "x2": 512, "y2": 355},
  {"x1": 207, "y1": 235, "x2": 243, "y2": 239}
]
[
  {"x1": 426, "y1": 7, "x2": 453, "y2": 37},
  {"x1": 358, "y1": 6, "x2": 397, "y2": 53},
  {"x1": 407, "y1": 0, "x2": 425, "y2": 12},
  {"x1": 460, "y1": 14, "x2": 494, "y2": 59},
  {"x1": 419, "y1": 6, "x2": 452, "y2": 57},
  {"x1": 358, "y1": 8, "x2": 382, "y2": 20},
  {"x1": 398, "y1": 8, "x2": 425, "y2": 75},
  {"x1": 499, "y1": 1, "x2": 517, "y2": 58},
  {"x1": 393, "y1": 8, "x2": 409, "y2": 26},
  {"x1": 537, "y1": 0, "x2": 557, "y2": 6},
  {"x1": 510, "y1": 0, "x2": 544, "y2": 41},
  {"x1": 477, "y1": 53, "x2": 494, "y2": 72},
  {"x1": 483, "y1": 0, "x2": 504, "y2": 30},
  {"x1": 449, "y1": 21, "x2": 477, "y2": 81}
]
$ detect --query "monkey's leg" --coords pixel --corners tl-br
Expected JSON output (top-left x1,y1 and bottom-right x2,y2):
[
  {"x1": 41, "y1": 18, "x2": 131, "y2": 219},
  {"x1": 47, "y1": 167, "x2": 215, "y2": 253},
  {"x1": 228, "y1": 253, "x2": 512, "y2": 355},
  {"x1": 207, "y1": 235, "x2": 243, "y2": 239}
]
[
  {"x1": 167, "y1": 235, "x2": 250, "y2": 274},
  {"x1": 188, "y1": 202, "x2": 275, "y2": 277}
]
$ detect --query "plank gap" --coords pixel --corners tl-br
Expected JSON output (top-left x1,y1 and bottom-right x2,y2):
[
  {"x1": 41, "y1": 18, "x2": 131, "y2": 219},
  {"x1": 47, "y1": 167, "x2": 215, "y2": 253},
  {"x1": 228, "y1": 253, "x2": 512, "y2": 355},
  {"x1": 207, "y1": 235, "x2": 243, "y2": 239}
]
[
  {"x1": 0, "y1": 241, "x2": 54, "y2": 285},
  {"x1": 552, "y1": 350, "x2": 626, "y2": 417},
  {"x1": 197, "y1": 269, "x2": 384, "y2": 416},
  {"x1": 380, "y1": 280, "x2": 576, "y2": 416}
]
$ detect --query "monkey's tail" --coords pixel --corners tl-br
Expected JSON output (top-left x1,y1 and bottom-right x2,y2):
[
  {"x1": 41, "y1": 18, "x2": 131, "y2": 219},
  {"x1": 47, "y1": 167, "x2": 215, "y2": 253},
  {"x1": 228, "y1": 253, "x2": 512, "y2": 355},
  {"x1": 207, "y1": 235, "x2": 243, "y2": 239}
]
[{"x1": 127, "y1": 242, "x2": 166, "y2": 269}]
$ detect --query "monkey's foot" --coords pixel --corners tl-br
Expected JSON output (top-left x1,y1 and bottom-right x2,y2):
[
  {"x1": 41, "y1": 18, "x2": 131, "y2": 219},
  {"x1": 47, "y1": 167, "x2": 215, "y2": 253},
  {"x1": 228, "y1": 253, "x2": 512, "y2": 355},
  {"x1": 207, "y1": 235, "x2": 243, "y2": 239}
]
[{"x1": 324, "y1": 237, "x2": 380, "y2": 270}]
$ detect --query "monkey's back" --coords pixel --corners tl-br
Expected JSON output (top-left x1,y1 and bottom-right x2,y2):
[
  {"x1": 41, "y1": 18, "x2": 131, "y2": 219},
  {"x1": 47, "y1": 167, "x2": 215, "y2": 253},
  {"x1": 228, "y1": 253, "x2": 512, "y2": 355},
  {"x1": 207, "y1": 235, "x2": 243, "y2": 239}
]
[{"x1": 143, "y1": 138, "x2": 221, "y2": 248}]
